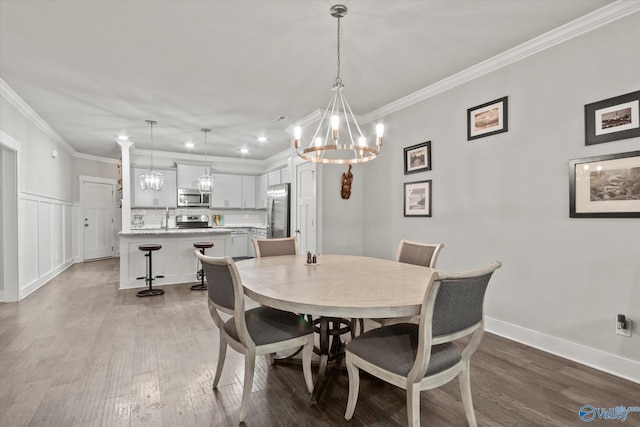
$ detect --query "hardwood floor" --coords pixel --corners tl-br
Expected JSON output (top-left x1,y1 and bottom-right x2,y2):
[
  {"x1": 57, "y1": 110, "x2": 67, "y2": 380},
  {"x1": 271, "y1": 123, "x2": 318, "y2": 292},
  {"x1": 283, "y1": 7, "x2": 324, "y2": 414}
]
[{"x1": 0, "y1": 258, "x2": 638, "y2": 426}]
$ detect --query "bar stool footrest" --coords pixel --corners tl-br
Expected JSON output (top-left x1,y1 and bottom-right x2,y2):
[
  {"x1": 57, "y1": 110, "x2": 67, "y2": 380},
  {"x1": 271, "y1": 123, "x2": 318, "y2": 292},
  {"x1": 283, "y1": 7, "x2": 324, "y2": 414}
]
[{"x1": 136, "y1": 289, "x2": 165, "y2": 297}]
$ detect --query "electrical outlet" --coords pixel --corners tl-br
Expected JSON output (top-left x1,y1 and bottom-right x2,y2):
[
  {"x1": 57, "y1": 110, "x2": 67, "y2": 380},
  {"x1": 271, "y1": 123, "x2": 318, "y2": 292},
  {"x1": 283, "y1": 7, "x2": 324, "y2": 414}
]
[{"x1": 616, "y1": 316, "x2": 632, "y2": 337}]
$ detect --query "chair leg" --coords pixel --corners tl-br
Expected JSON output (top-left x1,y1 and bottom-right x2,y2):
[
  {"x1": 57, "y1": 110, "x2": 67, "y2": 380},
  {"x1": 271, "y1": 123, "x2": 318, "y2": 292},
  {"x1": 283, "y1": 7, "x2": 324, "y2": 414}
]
[
  {"x1": 344, "y1": 354, "x2": 360, "y2": 420},
  {"x1": 265, "y1": 353, "x2": 275, "y2": 365},
  {"x1": 302, "y1": 340, "x2": 314, "y2": 393},
  {"x1": 212, "y1": 336, "x2": 227, "y2": 389},
  {"x1": 459, "y1": 361, "x2": 477, "y2": 427},
  {"x1": 407, "y1": 383, "x2": 420, "y2": 427},
  {"x1": 239, "y1": 351, "x2": 256, "y2": 423}
]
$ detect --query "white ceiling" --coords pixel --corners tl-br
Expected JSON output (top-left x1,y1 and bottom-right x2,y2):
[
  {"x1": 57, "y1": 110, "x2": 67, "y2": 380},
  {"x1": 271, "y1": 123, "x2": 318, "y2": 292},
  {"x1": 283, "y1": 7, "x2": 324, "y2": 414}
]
[{"x1": 0, "y1": 0, "x2": 616, "y2": 161}]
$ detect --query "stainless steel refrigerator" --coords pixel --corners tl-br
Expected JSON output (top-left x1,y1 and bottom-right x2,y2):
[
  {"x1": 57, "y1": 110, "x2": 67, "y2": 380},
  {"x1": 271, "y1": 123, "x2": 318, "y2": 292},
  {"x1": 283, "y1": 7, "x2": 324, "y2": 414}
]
[{"x1": 267, "y1": 183, "x2": 290, "y2": 238}]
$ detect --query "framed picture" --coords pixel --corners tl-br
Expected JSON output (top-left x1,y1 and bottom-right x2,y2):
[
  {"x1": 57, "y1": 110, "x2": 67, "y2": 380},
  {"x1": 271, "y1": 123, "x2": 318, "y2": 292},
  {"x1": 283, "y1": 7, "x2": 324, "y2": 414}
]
[
  {"x1": 404, "y1": 180, "x2": 432, "y2": 217},
  {"x1": 404, "y1": 141, "x2": 432, "y2": 174},
  {"x1": 467, "y1": 96, "x2": 508, "y2": 140},
  {"x1": 585, "y1": 91, "x2": 640, "y2": 145},
  {"x1": 569, "y1": 150, "x2": 640, "y2": 218}
]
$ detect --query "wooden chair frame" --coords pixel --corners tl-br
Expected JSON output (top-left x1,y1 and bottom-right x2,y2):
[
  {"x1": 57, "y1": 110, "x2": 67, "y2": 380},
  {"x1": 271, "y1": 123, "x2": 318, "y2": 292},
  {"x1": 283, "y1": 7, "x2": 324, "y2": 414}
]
[
  {"x1": 196, "y1": 252, "x2": 314, "y2": 422},
  {"x1": 252, "y1": 236, "x2": 299, "y2": 258},
  {"x1": 345, "y1": 261, "x2": 502, "y2": 427}
]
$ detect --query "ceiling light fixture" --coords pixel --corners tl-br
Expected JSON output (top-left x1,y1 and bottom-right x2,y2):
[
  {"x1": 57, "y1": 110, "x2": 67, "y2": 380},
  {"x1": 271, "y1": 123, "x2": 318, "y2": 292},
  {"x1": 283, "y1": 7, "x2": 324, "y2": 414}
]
[
  {"x1": 197, "y1": 128, "x2": 215, "y2": 193},
  {"x1": 240, "y1": 148, "x2": 249, "y2": 154},
  {"x1": 140, "y1": 120, "x2": 164, "y2": 191},
  {"x1": 293, "y1": 4, "x2": 384, "y2": 164},
  {"x1": 185, "y1": 141, "x2": 194, "y2": 149},
  {"x1": 257, "y1": 136, "x2": 267, "y2": 143}
]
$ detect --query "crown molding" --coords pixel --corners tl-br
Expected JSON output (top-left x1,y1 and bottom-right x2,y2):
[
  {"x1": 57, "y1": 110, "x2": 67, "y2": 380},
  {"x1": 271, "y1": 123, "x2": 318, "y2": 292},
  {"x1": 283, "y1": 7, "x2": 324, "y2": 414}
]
[
  {"x1": 0, "y1": 78, "x2": 77, "y2": 156},
  {"x1": 361, "y1": 0, "x2": 640, "y2": 123},
  {"x1": 74, "y1": 151, "x2": 120, "y2": 165},
  {"x1": 134, "y1": 148, "x2": 264, "y2": 166}
]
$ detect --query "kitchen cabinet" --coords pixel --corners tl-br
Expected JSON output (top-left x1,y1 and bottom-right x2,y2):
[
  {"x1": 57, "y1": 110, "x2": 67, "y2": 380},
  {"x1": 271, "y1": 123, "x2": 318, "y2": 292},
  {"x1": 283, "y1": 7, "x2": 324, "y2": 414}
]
[
  {"x1": 256, "y1": 174, "x2": 268, "y2": 208},
  {"x1": 280, "y1": 167, "x2": 290, "y2": 183},
  {"x1": 268, "y1": 169, "x2": 281, "y2": 187},
  {"x1": 131, "y1": 167, "x2": 177, "y2": 208},
  {"x1": 242, "y1": 176, "x2": 256, "y2": 209},
  {"x1": 248, "y1": 227, "x2": 267, "y2": 257},
  {"x1": 210, "y1": 174, "x2": 242, "y2": 208},
  {"x1": 177, "y1": 164, "x2": 210, "y2": 189},
  {"x1": 230, "y1": 228, "x2": 249, "y2": 258}
]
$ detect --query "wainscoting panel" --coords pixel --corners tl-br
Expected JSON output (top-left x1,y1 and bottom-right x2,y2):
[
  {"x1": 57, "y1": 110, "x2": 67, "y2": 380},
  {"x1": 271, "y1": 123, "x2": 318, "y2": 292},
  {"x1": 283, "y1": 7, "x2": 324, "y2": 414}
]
[{"x1": 19, "y1": 193, "x2": 74, "y2": 299}]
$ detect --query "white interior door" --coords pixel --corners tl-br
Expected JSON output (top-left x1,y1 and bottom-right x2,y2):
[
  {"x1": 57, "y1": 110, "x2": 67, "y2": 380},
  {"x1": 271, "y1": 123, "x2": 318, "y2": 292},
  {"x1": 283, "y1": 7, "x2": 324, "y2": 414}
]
[
  {"x1": 83, "y1": 181, "x2": 114, "y2": 261},
  {"x1": 295, "y1": 162, "x2": 317, "y2": 255}
]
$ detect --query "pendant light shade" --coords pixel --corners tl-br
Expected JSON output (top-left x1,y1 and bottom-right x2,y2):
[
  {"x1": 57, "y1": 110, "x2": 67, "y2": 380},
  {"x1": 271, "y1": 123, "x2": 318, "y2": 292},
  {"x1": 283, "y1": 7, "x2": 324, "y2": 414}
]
[
  {"x1": 294, "y1": 4, "x2": 384, "y2": 164},
  {"x1": 198, "y1": 128, "x2": 215, "y2": 193},
  {"x1": 140, "y1": 120, "x2": 164, "y2": 191}
]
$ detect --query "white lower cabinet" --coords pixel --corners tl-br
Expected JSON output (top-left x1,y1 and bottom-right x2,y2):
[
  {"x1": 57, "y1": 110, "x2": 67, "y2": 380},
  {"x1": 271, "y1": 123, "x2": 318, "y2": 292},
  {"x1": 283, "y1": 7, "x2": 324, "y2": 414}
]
[
  {"x1": 248, "y1": 228, "x2": 267, "y2": 257},
  {"x1": 230, "y1": 229, "x2": 249, "y2": 258}
]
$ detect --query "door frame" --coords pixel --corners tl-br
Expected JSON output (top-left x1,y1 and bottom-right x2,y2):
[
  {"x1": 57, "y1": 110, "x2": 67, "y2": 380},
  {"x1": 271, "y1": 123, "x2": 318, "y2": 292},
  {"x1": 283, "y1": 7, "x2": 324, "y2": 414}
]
[
  {"x1": 291, "y1": 156, "x2": 322, "y2": 254},
  {"x1": 0, "y1": 131, "x2": 20, "y2": 302},
  {"x1": 79, "y1": 175, "x2": 117, "y2": 262}
]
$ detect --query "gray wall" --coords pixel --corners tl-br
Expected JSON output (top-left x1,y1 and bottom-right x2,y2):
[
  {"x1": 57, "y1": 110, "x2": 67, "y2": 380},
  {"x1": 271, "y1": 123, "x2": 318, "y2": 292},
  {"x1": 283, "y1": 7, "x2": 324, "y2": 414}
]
[{"x1": 357, "y1": 14, "x2": 639, "y2": 363}]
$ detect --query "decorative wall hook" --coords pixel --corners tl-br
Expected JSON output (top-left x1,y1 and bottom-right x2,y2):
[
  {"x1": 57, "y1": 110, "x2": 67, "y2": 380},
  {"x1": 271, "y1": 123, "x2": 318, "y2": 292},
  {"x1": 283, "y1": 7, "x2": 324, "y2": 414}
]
[{"x1": 341, "y1": 164, "x2": 353, "y2": 199}]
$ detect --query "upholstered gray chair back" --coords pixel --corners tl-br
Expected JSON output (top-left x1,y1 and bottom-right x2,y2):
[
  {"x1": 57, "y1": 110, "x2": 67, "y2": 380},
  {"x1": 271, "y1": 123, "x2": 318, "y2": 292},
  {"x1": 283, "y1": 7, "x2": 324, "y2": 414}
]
[
  {"x1": 430, "y1": 272, "x2": 494, "y2": 337},
  {"x1": 202, "y1": 259, "x2": 235, "y2": 312},
  {"x1": 396, "y1": 240, "x2": 443, "y2": 268},
  {"x1": 254, "y1": 237, "x2": 298, "y2": 257}
]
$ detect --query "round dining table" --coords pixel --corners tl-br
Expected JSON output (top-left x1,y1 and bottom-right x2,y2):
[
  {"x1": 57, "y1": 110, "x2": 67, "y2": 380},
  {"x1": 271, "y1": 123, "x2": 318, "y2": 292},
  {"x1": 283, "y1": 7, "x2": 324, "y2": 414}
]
[{"x1": 235, "y1": 254, "x2": 436, "y2": 403}]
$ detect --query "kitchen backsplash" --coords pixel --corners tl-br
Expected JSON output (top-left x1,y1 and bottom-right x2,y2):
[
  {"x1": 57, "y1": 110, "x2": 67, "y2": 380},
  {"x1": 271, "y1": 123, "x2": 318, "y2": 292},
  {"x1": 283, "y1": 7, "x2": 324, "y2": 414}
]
[{"x1": 131, "y1": 208, "x2": 266, "y2": 229}]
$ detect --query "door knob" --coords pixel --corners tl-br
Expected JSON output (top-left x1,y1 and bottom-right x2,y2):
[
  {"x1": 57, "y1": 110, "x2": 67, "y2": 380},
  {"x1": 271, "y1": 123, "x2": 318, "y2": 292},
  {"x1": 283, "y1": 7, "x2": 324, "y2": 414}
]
[
  {"x1": 295, "y1": 229, "x2": 300, "y2": 234},
  {"x1": 84, "y1": 223, "x2": 89, "y2": 227}
]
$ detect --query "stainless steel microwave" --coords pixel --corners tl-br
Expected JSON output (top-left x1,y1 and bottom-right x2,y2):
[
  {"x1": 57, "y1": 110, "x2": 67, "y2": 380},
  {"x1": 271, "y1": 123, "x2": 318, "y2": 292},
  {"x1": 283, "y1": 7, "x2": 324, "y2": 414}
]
[{"x1": 177, "y1": 189, "x2": 210, "y2": 207}]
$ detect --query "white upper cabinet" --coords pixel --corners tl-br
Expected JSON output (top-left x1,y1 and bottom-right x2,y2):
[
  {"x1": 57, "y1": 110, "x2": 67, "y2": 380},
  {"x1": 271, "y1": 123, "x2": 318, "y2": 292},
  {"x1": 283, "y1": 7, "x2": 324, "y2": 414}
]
[
  {"x1": 211, "y1": 174, "x2": 242, "y2": 208},
  {"x1": 280, "y1": 167, "x2": 290, "y2": 183},
  {"x1": 131, "y1": 167, "x2": 177, "y2": 208},
  {"x1": 256, "y1": 174, "x2": 268, "y2": 208},
  {"x1": 242, "y1": 176, "x2": 256, "y2": 209},
  {"x1": 177, "y1": 164, "x2": 209, "y2": 189},
  {"x1": 267, "y1": 170, "x2": 281, "y2": 187}
]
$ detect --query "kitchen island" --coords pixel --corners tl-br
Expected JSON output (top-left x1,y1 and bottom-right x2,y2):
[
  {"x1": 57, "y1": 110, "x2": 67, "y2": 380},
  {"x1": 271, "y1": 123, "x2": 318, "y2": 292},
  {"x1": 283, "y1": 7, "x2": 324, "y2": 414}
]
[{"x1": 119, "y1": 228, "x2": 232, "y2": 290}]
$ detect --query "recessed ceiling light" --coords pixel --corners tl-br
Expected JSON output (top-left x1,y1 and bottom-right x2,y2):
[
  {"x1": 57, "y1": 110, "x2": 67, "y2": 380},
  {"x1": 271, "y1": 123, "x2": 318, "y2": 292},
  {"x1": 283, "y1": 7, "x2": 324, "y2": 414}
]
[
  {"x1": 240, "y1": 148, "x2": 249, "y2": 154},
  {"x1": 117, "y1": 135, "x2": 128, "y2": 141},
  {"x1": 185, "y1": 142, "x2": 194, "y2": 148},
  {"x1": 257, "y1": 136, "x2": 267, "y2": 143}
]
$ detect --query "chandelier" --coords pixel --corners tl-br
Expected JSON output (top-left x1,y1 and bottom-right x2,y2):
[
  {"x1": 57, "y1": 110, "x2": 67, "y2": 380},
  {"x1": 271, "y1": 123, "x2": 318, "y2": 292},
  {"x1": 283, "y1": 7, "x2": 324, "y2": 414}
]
[
  {"x1": 294, "y1": 4, "x2": 384, "y2": 164},
  {"x1": 197, "y1": 128, "x2": 215, "y2": 193},
  {"x1": 140, "y1": 120, "x2": 164, "y2": 191}
]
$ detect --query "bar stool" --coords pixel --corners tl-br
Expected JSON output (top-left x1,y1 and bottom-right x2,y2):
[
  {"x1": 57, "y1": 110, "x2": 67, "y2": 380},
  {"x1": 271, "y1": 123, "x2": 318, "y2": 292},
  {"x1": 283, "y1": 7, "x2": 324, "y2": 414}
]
[
  {"x1": 192, "y1": 242, "x2": 214, "y2": 291},
  {"x1": 136, "y1": 244, "x2": 165, "y2": 297}
]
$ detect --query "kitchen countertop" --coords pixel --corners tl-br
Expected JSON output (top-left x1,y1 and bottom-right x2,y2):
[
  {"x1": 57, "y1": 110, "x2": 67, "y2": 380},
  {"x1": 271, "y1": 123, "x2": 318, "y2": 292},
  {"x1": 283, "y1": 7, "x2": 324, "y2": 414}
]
[{"x1": 120, "y1": 228, "x2": 233, "y2": 236}]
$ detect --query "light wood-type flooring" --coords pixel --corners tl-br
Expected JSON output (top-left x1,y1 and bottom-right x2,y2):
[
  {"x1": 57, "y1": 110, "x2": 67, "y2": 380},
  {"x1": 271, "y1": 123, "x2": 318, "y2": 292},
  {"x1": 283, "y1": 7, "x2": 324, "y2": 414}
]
[{"x1": 0, "y1": 258, "x2": 638, "y2": 426}]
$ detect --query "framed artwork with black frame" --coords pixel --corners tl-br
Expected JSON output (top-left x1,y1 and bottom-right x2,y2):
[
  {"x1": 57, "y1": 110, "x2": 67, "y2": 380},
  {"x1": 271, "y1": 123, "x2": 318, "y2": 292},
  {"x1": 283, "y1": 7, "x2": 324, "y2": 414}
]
[
  {"x1": 467, "y1": 96, "x2": 508, "y2": 140},
  {"x1": 404, "y1": 180, "x2": 432, "y2": 217},
  {"x1": 584, "y1": 90, "x2": 640, "y2": 145},
  {"x1": 569, "y1": 150, "x2": 640, "y2": 218},
  {"x1": 404, "y1": 141, "x2": 432, "y2": 174}
]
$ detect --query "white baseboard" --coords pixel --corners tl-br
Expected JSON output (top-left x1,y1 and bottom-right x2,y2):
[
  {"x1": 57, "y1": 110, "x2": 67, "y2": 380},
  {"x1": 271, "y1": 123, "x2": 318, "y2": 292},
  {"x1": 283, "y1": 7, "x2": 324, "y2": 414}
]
[
  {"x1": 485, "y1": 316, "x2": 639, "y2": 384},
  {"x1": 0, "y1": 290, "x2": 4, "y2": 302},
  {"x1": 20, "y1": 260, "x2": 74, "y2": 300}
]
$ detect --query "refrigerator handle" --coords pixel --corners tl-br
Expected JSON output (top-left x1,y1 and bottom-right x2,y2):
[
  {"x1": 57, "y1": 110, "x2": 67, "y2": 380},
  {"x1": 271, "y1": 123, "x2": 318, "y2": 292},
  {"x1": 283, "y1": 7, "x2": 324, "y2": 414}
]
[{"x1": 269, "y1": 199, "x2": 275, "y2": 238}]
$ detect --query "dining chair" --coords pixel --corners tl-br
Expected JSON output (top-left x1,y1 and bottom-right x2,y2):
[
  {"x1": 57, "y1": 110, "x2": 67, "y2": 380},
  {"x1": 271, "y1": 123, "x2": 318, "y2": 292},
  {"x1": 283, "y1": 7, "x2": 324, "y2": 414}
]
[
  {"x1": 195, "y1": 251, "x2": 315, "y2": 423},
  {"x1": 372, "y1": 240, "x2": 445, "y2": 327},
  {"x1": 253, "y1": 236, "x2": 299, "y2": 257},
  {"x1": 344, "y1": 260, "x2": 502, "y2": 427}
]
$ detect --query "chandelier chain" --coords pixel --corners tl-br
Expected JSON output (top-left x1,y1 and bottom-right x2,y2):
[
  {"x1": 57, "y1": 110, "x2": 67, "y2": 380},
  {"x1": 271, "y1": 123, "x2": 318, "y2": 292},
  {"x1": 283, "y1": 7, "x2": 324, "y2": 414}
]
[{"x1": 335, "y1": 16, "x2": 341, "y2": 86}]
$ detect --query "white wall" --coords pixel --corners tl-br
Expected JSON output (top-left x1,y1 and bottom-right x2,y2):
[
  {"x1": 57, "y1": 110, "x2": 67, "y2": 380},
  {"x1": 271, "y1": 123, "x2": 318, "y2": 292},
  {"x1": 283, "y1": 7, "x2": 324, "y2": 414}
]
[
  {"x1": 1, "y1": 95, "x2": 76, "y2": 299},
  {"x1": 358, "y1": 13, "x2": 640, "y2": 380}
]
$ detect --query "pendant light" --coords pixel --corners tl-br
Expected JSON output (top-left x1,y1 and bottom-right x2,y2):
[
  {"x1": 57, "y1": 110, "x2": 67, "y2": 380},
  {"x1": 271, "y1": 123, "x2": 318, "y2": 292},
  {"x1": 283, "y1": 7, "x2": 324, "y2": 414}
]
[
  {"x1": 140, "y1": 120, "x2": 164, "y2": 191},
  {"x1": 197, "y1": 128, "x2": 215, "y2": 193},
  {"x1": 293, "y1": 4, "x2": 384, "y2": 164}
]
